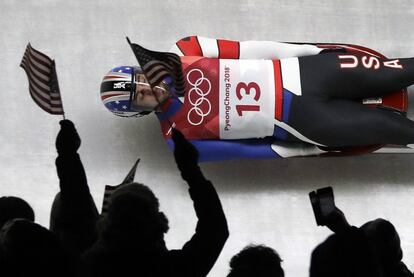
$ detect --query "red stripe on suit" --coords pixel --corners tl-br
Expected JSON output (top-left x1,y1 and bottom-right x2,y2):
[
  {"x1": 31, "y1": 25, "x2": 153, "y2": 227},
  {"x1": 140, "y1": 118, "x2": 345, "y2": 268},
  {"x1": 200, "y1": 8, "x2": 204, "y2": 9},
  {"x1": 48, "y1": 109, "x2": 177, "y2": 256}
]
[
  {"x1": 217, "y1": 39, "x2": 239, "y2": 59},
  {"x1": 176, "y1": 36, "x2": 203, "y2": 56},
  {"x1": 273, "y1": 60, "x2": 283, "y2": 121}
]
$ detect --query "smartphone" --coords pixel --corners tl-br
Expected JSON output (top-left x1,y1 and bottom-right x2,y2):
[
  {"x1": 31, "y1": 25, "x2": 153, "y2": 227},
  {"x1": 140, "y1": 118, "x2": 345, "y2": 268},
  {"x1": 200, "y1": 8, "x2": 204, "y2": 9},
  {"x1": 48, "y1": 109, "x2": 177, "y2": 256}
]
[
  {"x1": 309, "y1": 186, "x2": 335, "y2": 226},
  {"x1": 317, "y1": 187, "x2": 335, "y2": 217},
  {"x1": 309, "y1": 190, "x2": 323, "y2": 225}
]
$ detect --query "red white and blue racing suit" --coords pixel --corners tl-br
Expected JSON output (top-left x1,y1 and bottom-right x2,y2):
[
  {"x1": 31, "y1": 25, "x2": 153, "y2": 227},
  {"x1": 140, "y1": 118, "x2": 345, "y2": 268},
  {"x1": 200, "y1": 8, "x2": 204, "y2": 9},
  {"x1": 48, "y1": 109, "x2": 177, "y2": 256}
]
[{"x1": 157, "y1": 36, "x2": 414, "y2": 162}]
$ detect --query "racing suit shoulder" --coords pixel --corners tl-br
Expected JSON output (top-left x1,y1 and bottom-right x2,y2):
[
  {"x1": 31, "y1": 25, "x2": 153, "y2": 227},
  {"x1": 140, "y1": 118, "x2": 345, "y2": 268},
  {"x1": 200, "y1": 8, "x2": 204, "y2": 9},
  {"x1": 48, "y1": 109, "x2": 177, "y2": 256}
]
[
  {"x1": 169, "y1": 36, "x2": 323, "y2": 59},
  {"x1": 169, "y1": 36, "x2": 239, "y2": 59}
]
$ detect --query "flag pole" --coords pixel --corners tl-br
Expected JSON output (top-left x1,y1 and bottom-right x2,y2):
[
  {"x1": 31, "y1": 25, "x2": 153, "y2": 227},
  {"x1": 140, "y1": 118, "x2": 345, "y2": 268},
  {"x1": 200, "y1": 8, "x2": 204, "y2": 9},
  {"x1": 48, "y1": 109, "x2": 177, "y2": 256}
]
[
  {"x1": 121, "y1": 157, "x2": 140, "y2": 185},
  {"x1": 101, "y1": 157, "x2": 141, "y2": 215}
]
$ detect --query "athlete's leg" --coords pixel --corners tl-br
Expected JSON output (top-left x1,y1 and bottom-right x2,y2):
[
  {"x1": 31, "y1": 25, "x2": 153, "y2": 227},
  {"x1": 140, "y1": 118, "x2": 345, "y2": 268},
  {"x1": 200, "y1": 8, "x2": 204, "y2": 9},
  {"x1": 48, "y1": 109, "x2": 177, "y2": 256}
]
[
  {"x1": 287, "y1": 96, "x2": 414, "y2": 147},
  {"x1": 299, "y1": 52, "x2": 414, "y2": 99}
]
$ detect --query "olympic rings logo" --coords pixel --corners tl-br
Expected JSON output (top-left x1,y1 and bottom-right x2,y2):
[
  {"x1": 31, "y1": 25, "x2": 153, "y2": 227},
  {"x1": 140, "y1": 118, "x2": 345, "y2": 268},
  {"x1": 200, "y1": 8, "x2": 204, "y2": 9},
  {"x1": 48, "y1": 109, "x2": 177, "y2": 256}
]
[{"x1": 186, "y1": 68, "x2": 212, "y2": 126}]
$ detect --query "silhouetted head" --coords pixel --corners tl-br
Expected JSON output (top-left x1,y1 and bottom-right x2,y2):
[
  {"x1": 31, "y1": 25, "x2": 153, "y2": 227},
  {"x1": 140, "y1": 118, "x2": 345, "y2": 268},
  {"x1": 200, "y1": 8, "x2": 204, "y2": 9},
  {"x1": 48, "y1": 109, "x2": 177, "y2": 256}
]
[
  {"x1": 227, "y1": 244, "x2": 284, "y2": 277},
  {"x1": 0, "y1": 219, "x2": 75, "y2": 277},
  {"x1": 360, "y1": 218, "x2": 402, "y2": 273},
  {"x1": 99, "y1": 182, "x2": 169, "y2": 249},
  {"x1": 310, "y1": 227, "x2": 383, "y2": 277},
  {"x1": 0, "y1": 196, "x2": 34, "y2": 229}
]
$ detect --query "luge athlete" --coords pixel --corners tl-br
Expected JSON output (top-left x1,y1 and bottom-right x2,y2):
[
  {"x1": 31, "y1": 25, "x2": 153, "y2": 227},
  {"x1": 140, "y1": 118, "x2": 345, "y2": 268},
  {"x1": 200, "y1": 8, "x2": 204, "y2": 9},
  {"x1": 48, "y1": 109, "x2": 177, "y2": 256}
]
[{"x1": 100, "y1": 36, "x2": 414, "y2": 161}]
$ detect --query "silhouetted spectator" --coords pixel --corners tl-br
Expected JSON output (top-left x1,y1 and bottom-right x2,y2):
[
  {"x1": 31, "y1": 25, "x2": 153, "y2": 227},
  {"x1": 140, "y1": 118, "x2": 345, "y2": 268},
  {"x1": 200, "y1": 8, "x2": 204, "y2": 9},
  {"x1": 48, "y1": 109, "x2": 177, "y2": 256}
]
[
  {"x1": 310, "y1": 207, "x2": 413, "y2": 277},
  {"x1": 81, "y1": 128, "x2": 228, "y2": 277},
  {"x1": 227, "y1": 244, "x2": 284, "y2": 277},
  {"x1": 0, "y1": 196, "x2": 34, "y2": 229},
  {"x1": 310, "y1": 225, "x2": 383, "y2": 277},
  {"x1": 0, "y1": 218, "x2": 76, "y2": 277},
  {"x1": 49, "y1": 120, "x2": 99, "y2": 256},
  {"x1": 361, "y1": 219, "x2": 413, "y2": 277}
]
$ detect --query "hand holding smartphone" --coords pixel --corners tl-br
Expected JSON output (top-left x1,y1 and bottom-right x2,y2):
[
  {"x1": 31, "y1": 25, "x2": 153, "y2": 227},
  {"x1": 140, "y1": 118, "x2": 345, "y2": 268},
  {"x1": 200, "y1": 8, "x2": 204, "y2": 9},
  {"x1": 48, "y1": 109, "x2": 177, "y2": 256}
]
[{"x1": 309, "y1": 187, "x2": 335, "y2": 226}]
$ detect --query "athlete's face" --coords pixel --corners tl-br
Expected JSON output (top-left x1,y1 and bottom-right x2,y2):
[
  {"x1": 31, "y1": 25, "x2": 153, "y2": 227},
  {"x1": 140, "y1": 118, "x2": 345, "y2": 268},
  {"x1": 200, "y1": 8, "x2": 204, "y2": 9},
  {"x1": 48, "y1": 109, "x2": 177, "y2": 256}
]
[{"x1": 132, "y1": 73, "x2": 170, "y2": 111}]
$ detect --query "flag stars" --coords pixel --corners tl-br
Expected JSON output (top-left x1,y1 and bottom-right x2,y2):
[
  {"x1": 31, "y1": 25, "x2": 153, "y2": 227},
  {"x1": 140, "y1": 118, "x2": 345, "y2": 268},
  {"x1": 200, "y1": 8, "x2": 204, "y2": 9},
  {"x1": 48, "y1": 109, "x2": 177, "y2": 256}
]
[{"x1": 122, "y1": 105, "x2": 127, "y2": 109}]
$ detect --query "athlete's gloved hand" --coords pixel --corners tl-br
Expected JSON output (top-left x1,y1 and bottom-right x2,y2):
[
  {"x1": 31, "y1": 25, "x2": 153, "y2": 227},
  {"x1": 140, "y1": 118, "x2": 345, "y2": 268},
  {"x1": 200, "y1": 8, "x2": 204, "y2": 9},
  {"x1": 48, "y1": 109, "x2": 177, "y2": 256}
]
[
  {"x1": 56, "y1": 120, "x2": 81, "y2": 156},
  {"x1": 172, "y1": 128, "x2": 199, "y2": 170}
]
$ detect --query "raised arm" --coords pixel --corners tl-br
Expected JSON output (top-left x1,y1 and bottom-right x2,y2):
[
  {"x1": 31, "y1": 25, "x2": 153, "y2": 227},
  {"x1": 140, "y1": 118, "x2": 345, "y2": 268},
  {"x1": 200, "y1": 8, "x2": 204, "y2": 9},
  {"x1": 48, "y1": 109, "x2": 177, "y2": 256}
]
[
  {"x1": 169, "y1": 35, "x2": 324, "y2": 59},
  {"x1": 51, "y1": 120, "x2": 99, "y2": 256},
  {"x1": 171, "y1": 128, "x2": 228, "y2": 276}
]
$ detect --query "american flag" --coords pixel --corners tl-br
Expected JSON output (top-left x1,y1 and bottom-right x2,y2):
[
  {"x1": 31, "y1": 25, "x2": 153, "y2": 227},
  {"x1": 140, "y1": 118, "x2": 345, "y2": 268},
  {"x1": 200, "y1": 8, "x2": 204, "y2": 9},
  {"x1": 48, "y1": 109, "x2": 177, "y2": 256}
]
[
  {"x1": 101, "y1": 158, "x2": 140, "y2": 215},
  {"x1": 20, "y1": 43, "x2": 64, "y2": 115},
  {"x1": 126, "y1": 37, "x2": 185, "y2": 96}
]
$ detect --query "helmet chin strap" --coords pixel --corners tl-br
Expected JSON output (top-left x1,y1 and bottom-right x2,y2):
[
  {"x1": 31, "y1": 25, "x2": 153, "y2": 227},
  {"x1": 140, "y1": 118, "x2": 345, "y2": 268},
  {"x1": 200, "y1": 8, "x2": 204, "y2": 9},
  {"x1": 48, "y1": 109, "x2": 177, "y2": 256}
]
[
  {"x1": 137, "y1": 70, "x2": 175, "y2": 129},
  {"x1": 151, "y1": 85, "x2": 174, "y2": 128},
  {"x1": 152, "y1": 85, "x2": 168, "y2": 108}
]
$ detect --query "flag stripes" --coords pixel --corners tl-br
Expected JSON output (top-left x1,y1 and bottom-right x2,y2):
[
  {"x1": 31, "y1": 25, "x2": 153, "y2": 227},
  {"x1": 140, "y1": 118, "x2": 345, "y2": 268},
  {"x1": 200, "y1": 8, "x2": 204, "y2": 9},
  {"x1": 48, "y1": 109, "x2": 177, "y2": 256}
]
[
  {"x1": 127, "y1": 38, "x2": 185, "y2": 96},
  {"x1": 143, "y1": 60, "x2": 174, "y2": 86},
  {"x1": 20, "y1": 43, "x2": 64, "y2": 115},
  {"x1": 101, "y1": 185, "x2": 119, "y2": 215}
]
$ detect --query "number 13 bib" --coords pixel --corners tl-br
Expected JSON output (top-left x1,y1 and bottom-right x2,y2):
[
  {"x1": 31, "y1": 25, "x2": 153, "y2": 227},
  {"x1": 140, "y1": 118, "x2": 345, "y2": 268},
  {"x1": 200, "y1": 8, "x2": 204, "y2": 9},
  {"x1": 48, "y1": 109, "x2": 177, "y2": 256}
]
[
  {"x1": 219, "y1": 59, "x2": 277, "y2": 139},
  {"x1": 179, "y1": 56, "x2": 289, "y2": 140}
]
